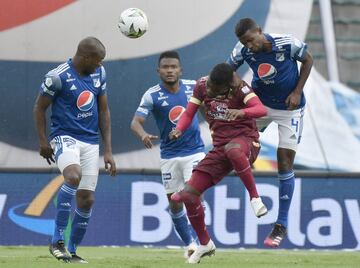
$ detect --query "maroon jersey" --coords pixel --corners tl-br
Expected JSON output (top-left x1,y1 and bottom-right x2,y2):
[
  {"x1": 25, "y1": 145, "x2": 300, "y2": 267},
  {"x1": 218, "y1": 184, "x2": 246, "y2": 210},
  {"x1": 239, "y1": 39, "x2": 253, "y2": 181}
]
[{"x1": 192, "y1": 77, "x2": 259, "y2": 146}]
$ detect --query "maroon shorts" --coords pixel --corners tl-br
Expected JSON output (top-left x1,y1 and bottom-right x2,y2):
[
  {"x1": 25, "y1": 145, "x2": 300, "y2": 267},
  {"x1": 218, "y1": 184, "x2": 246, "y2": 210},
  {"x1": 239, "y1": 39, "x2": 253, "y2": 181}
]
[{"x1": 192, "y1": 136, "x2": 260, "y2": 185}]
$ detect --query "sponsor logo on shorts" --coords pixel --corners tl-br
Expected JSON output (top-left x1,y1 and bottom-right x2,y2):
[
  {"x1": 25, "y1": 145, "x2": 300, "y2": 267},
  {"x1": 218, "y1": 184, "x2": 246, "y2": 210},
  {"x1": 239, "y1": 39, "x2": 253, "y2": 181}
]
[
  {"x1": 62, "y1": 137, "x2": 76, "y2": 148},
  {"x1": 161, "y1": 173, "x2": 172, "y2": 181}
]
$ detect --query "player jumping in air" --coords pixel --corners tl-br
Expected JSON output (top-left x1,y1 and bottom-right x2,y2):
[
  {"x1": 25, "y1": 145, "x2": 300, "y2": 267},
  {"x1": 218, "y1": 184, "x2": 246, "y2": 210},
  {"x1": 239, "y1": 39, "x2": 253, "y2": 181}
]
[
  {"x1": 170, "y1": 63, "x2": 268, "y2": 263},
  {"x1": 227, "y1": 18, "x2": 313, "y2": 247}
]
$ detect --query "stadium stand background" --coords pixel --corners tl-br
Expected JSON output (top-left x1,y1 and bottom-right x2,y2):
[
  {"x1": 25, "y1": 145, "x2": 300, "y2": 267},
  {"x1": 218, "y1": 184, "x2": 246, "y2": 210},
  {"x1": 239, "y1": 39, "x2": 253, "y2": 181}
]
[{"x1": 306, "y1": 0, "x2": 360, "y2": 91}]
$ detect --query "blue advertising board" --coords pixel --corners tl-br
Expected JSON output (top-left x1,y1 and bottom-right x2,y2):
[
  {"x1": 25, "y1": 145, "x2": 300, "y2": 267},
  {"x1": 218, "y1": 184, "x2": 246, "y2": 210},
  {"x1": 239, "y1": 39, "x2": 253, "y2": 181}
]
[{"x1": 0, "y1": 172, "x2": 359, "y2": 249}]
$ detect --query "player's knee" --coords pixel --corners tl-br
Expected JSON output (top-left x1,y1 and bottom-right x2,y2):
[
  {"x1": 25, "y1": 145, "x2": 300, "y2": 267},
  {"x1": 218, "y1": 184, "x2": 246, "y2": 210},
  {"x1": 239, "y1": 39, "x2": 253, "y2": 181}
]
[
  {"x1": 171, "y1": 189, "x2": 198, "y2": 204},
  {"x1": 225, "y1": 142, "x2": 245, "y2": 160},
  {"x1": 76, "y1": 190, "x2": 95, "y2": 209},
  {"x1": 63, "y1": 165, "x2": 82, "y2": 187},
  {"x1": 224, "y1": 142, "x2": 241, "y2": 152},
  {"x1": 277, "y1": 148, "x2": 295, "y2": 171},
  {"x1": 168, "y1": 200, "x2": 184, "y2": 214},
  {"x1": 278, "y1": 160, "x2": 293, "y2": 172},
  {"x1": 277, "y1": 155, "x2": 294, "y2": 171}
]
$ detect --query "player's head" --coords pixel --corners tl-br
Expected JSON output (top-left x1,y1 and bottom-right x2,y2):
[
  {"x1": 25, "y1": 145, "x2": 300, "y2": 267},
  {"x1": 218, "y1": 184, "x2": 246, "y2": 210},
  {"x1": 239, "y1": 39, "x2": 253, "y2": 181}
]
[
  {"x1": 157, "y1": 51, "x2": 182, "y2": 86},
  {"x1": 75, "y1": 37, "x2": 106, "y2": 75},
  {"x1": 206, "y1": 63, "x2": 234, "y2": 98},
  {"x1": 235, "y1": 18, "x2": 266, "y2": 53}
]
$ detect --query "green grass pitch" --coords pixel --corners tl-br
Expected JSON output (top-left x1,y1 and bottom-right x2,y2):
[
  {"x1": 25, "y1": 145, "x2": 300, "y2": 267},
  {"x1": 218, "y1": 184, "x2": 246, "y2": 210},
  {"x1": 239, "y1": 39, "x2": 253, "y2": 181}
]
[{"x1": 0, "y1": 246, "x2": 359, "y2": 268}]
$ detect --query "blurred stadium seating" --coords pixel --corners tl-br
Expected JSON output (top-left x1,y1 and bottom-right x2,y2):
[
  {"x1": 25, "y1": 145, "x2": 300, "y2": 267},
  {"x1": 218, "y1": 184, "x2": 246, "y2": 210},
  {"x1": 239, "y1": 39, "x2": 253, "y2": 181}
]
[{"x1": 306, "y1": 0, "x2": 360, "y2": 91}]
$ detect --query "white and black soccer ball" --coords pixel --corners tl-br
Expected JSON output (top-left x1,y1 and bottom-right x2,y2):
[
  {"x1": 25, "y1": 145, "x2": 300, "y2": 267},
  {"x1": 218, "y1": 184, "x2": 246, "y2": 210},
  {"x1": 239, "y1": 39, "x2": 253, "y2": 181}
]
[{"x1": 118, "y1": 8, "x2": 148, "y2": 39}]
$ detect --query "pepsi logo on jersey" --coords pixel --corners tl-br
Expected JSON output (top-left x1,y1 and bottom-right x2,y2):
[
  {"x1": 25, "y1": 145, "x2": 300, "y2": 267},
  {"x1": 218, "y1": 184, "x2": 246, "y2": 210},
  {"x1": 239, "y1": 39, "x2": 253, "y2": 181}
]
[
  {"x1": 77, "y1": 90, "x2": 94, "y2": 112},
  {"x1": 257, "y1": 63, "x2": 277, "y2": 81},
  {"x1": 168, "y1": 106, "x2": 185, "y2": 125}
]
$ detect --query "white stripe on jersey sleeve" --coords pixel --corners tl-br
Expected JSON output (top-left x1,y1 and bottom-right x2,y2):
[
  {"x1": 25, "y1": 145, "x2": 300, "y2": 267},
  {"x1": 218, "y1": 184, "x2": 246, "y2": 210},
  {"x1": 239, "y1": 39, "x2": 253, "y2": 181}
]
[
  {"x1": 53, "y1": 62, "x2": 69, "y2": 75},
  {"x1": 135, "y1": 85, "x2": 160, "y2": 117},
  {"x1": 270, "y1": 33, "x2": 291, "y2": 39},
  {"x1": 275, "y1": 38, "x2": 292, "y2": 46},
  {"x1": 181, "y1": 79, "x2": 196, "y2": 85},
  {"x1": 147, "y1": 84, "x2": 161, "y2": 94},
  {"x1": 100, "y1": 66, "x2": 106, "y2": 81},
  {"x1": 271, "y1": 33, "x2": 307, "y2": 60},
  {"x1": 228, "y1": 41, "x2": 244, "y2": 70},
  {"x1": 290, "y1": 37, "x2": 307, "y2": 60}
]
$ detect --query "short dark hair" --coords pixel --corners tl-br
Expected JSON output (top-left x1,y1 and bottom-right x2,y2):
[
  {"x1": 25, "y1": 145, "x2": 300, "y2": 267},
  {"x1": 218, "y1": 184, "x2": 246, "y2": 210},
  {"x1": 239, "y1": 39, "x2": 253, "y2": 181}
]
[
  {"x1": 235, "y1": 17, "x2": 258, "y2": 38},
  {"x1": 158, "y1": 50, "x2": 180, "y2": 65},
  {"x1": 209, "y1": 63, "x2": 233, "y2": 87}
]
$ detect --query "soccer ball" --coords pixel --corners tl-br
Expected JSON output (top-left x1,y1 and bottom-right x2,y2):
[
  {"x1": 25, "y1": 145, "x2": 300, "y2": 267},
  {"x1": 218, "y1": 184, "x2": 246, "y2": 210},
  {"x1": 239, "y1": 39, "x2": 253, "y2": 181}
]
[{"x1": 118, "y1": 8, "x2": 148, "y2": 39}]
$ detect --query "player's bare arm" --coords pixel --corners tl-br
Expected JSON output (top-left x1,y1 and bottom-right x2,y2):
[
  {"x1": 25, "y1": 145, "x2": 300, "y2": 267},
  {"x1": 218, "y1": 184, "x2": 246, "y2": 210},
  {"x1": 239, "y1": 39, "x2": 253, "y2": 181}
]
[
  {"x1": 98, "y1": 94, "x2": 116, "y2": 176},
  {"x1": 286, "y1": 51, "x2": 313, "y2": 110},
  {"x1": 130, "y1": 115, "x2": 159, "y2": 148},
  {"x1": 33, "y1": 94, "x2": 55, "y2": 165},
  {"x1": 226, "y1": 93, "x2": 267, "y2": 121}
]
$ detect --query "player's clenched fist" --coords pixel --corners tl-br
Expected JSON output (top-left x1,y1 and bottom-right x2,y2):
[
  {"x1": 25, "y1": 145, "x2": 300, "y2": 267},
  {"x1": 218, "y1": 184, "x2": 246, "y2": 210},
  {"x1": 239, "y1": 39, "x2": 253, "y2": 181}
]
[
  {"x1": 225, "y1": 109, "x2": 245, "y2": 121},
  {"x1": 169, "y1": 129, "x2": 182, "y2": 140}
]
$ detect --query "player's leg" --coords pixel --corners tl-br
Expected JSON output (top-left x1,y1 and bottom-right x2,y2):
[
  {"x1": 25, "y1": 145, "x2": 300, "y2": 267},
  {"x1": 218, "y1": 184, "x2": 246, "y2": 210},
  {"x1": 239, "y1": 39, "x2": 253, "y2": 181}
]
[
  {"x1": 171, "y1": 171, "x2": 216, "y2": 263},
  {"x1": 161, "y1": 157, "x2": 195, "y2": 254},
  {"x1": 264, "y1": 107, "x2": 304, "y2": 247},
  {"x1": 67, "y1": 142, "x2": 99, "y2": 263},
  {"x1": 171, "y1": 150, "x2": 230, "y2": 263},
  {"x1": 224, "y1": 138, "x2": 267, "y2": 217},
  {"x1": 49, "y1": 136, "x2": 81, "y2": 262},
  {"x1": 180, "y1": 152, "x2": 206, "y2": 257}
]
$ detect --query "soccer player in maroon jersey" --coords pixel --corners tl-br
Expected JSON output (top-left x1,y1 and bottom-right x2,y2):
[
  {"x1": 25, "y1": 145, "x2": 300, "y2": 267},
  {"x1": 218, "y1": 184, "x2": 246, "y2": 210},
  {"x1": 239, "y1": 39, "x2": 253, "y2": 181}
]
[{"x1": 169, "y1": 63, "x2": 268, "y2": 263}]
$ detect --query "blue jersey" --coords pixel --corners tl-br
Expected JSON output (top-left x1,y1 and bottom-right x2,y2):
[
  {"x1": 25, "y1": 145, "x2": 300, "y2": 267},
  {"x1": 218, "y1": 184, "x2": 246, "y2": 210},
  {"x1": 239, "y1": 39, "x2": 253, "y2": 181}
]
[
  {"x1": 227, "y1": 33, "x2": 308, "y2": 110},
  {"x1": 39, "y1": 59, "x2": 106, "y2": 144},
  {"x1": 135, "y1": 79, "x2": 204, "y2": 159}
]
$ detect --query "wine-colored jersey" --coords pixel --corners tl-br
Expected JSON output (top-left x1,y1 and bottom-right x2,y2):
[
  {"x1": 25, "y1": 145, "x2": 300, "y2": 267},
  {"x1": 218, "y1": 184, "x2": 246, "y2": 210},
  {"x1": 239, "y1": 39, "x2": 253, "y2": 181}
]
[{"x1": 191, "y1": 77, "x2": 259, "y2": 146}]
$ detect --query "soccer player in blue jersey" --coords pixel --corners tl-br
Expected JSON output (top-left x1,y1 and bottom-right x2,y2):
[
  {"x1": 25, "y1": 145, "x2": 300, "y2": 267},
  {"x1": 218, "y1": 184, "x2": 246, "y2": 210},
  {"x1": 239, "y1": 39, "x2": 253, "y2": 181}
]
[
  {"x1": 34, "y1": 37, "x2": 116, "y2": 263},
  {"x1": 227, "y1": 18, "x2": 313, "y2": 247},
  {"x1": 130, "y1": 51, "x2": 205, "y2": 258}
]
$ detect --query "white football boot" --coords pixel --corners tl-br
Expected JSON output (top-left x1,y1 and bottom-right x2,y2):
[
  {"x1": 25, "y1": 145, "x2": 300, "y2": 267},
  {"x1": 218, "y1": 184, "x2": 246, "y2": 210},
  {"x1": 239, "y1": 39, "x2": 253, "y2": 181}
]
[
  {"x1": 250, "y1": 197, "x2": 268, "y2": 218},
  {"x1": 184, "y1": 241, "x2": 197, "y2": 259},
  {"x1": 187, "y1": 239, "x2": 216, "y2": 264}
]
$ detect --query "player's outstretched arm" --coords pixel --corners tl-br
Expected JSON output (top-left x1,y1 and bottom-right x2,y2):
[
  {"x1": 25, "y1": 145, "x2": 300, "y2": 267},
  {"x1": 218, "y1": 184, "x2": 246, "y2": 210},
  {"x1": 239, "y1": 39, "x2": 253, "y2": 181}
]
[
  {"x1": 169, "y1": 100, "x2": 199, "y2": 140},
  {"x1": 98, "y1": 94, "x2": 116, "y2": 176},
  {"x1": 33, "y1": 95, "x2": 55, "y2": 165},
  {"x1": 130, "y1": 115, "x2": 158, "y2": 149},
  {"x1": 286, "y1": 51, "x2": 313, "y2": 110}
]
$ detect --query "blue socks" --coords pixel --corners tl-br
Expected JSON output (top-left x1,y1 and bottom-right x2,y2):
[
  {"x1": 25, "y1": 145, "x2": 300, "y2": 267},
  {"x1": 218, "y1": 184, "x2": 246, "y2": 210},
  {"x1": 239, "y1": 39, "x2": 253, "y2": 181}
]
[
  {"x1": 170, "y1": 209, "x2": 193, "y2": 246},
  {"x1": 276, "y1": 171, "x2": 295, "y2": 228},
  {"x1": 68, "y1": 208, "x2": 92, "y2": 254},
  {"x1": 52, "y1": 183, "x2": 76, "y2": 244}
]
